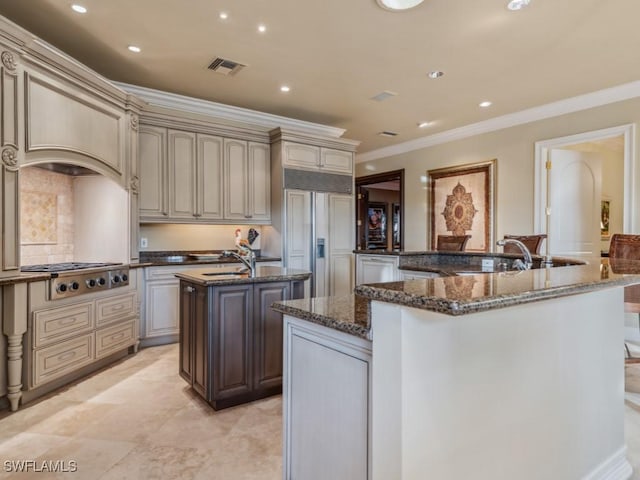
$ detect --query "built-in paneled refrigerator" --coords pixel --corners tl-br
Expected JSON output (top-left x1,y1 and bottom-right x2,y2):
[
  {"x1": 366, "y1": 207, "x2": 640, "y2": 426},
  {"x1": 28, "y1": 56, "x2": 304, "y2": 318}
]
[{"x1": 284, "y1": 189, "x2": 354, "y2": 298}]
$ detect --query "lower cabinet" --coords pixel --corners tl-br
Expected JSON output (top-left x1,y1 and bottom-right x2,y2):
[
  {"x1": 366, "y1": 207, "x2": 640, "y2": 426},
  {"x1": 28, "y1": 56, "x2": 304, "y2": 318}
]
[
  {"x1": 283, "y1": 315, "x2": 372, "y2": 480},
  {"x1": 27, "y1": 286, "x2": 138, "y2": 390},
  {"x1": 355, "y1": 254, "x2": 399, "y2": 285},
  {"x1": 179, "y1": 279, "x2": 303, "y2": 410}
]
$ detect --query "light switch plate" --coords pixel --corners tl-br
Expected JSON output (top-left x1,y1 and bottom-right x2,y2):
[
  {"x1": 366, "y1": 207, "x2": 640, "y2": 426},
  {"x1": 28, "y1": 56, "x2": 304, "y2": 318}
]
[{"x1": 481, "y1": 258, "x2": 493, "y2": 271}]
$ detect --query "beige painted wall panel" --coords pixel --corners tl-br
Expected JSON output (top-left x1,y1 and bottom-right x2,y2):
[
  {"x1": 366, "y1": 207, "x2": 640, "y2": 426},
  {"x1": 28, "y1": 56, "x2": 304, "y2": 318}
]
[{"x1": 356, "y1": 98, "x2": 640, "y2": 252}]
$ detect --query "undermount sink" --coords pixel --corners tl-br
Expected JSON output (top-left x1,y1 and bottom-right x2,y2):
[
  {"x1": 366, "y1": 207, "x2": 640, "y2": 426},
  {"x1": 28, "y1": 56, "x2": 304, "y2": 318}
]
[{"x1": 202, "y1": 271, "x2": 249, "y2": 278}]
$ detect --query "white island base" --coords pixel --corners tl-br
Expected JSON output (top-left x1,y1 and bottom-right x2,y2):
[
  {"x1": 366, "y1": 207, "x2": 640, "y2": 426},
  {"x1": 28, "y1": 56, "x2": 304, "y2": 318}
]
[
  {"x1": 281, "y1": 287, "x2": 633, "y2": 480},
  {"x1": 372, "y1": 288, "x2": 631, "y2": 480}
]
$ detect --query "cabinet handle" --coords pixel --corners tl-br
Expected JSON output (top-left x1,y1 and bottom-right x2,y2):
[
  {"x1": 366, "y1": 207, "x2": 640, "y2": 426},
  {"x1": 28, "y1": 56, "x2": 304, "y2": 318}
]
[
  {"x1": 185, "y1": 286, "x2": 195, "y2": 293},
  {"x1": 58, "y1": 316, "x2": 77, "y2": 326},
  {"x1": 57, "y1": 351, "x2": 77, "y2": 362}
]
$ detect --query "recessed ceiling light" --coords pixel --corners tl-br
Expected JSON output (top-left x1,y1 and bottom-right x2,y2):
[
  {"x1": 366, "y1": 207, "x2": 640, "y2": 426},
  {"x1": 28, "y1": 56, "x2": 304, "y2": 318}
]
[
  {"x1": 376, "y1": 0, "x2": 425, "y2": 11},
  {"x1": 427, "y1": 71, "x2": 444, "y2": 79},
  {"x1": 479, "y1": 101, "x2": 492, "y2": 108},
  {"x1": 219, "y1": 12, "x2": 228, "y2": 20},
  {"x1": 280, "y1": 85, "x2": 290, "y2": 93},
  {"x1": 507, "y1": 0, "x2": 531, "y2": 11},
  {"x1": 258, "y1": 24, "x2": 267, "y2": 33},
  {"x1": 417, "y1": 121, "x2": 433, "y2": 128},
  {"x1": 71, "y1": 4, "x2": 87, "y2": 13},
  {"x1": 128, "y1": 45, "x2": 141, "y2": 53}
]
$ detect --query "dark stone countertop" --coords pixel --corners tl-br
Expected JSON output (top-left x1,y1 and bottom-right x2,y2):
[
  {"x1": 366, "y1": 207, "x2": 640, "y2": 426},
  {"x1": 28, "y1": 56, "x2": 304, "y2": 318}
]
[
  {"x1": 139, "y1": 250, "x2": 281, "y2": 267},
  {"x1": 175, "y1": 265, "x2": 310, "y2": 287},
  {"x1": 355, "y1": 260, "x2": 640, "y2": 316},
  {"x1": 0, "y1": 272, "x2": 52, "y2": 286},
  {"x1": 272, "y1": 258, "x2": 640, "y2": 339},
  {"x1": 271, "y1": 295, "x2": 371, "y2": 340}
]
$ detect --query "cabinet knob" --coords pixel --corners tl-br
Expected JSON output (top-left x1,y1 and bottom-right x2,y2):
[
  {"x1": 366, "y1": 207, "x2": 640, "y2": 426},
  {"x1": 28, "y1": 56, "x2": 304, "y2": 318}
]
[
  {"x1": 185, "y1": 286, "x2": 195, "y2": 293},
  {"x1": 244, "y1": 214, "x2": 253, "y2": 219}
]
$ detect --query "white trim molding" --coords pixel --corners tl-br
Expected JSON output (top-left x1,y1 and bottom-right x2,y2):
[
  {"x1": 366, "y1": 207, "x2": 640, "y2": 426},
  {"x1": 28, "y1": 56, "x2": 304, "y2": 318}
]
[
  {"x1": 114, "y1": 82, "x2": 346, "y2": 139},
  {"x1": 357, "y1": 81, "x2": 640, "y2": 163},
  {"x1": 580, "y1": 446, "x2": 632, "y2": 480},
  {"x1": 533, "y1": 123, "x2": 636, "y2": 238}
]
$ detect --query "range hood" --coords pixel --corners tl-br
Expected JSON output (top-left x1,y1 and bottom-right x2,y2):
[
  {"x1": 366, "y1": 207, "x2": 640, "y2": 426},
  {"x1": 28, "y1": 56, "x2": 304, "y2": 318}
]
[{"x1": 34, "y1": 162, "x2": 99, "y2": 176}]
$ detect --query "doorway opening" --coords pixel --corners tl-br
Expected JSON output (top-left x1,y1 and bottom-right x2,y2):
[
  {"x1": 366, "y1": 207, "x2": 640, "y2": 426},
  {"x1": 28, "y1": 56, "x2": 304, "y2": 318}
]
[
  {"x1": 534, "y1": 124, "x2": 635, "y2": 258},
  {"x1": 355, "y1": 169, "x2": 404, "y2": 251}
]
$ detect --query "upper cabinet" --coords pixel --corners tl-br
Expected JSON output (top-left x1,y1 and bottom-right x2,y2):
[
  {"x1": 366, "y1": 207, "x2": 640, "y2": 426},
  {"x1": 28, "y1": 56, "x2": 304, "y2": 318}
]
[
  {"x1": 224, "y1": 140, "x2": 271, "y2": 222},
  {"x1": 282, "y1": 141, "x2": 353, "y2": 175},
  {"x1": 139, "y1": 125, "x2": 269, "y2": 224}
]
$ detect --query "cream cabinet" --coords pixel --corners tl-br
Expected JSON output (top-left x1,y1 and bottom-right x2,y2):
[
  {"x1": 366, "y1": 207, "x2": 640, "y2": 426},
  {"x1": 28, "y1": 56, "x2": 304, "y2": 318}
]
[
  {"x1": 168, "y1": 131, "x2": 224, "y2": 221},
  {"x1": 139, "y1": 125, "x2": 267, "y2": 224},
  {"x1": 139, "y1": 125, "x2": 168, "y2": 219},
  {"x1": 141, "y1": 263, "x2": 242, "y2": 346},
  {"x1": 355, "y1": 254, "x2": 400, "y2": 285},
  {"x1": 224, "y1": 139, "x2": 271, "y2": 221},
  {"x1": 282, "y1": 141, "x2": 353, "y2": 175},
  {"x1": 27, "y1": 285, "x2": 139, "y2": 390},
  {"x1": 284, "y1": 315, "x2": 371, "y2": 480}
]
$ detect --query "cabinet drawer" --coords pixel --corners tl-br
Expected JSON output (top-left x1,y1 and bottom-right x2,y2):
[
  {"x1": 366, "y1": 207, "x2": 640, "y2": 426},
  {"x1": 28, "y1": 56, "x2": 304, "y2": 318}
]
[
  {"x1": 33, "y1": 334, "x2": 94, "y2": 387},
  {"x1": 96, "y1": 292, "x2": 136, "y2": 326},
  {"x1": 95, "y1": 320, "x2": 136, "y2": 359},
  {"x1": 33, "y1": 302, "x2": 93, "y2": 348},
  {"x1": 283, "y1": 142, "x2": 320, "y2": 169}
]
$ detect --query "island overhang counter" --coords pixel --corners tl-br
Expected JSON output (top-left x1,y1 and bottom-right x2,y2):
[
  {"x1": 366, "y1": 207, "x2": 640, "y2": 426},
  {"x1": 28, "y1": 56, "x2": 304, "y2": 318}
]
[{"x1": 272, "y1": 260, "x2": 640, "y2": 480}]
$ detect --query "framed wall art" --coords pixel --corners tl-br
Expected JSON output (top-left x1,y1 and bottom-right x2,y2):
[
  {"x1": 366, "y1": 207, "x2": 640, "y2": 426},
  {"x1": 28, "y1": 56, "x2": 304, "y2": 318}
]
[
  {"x1": 601, "y1": 198, "x2": 611, "y2": 239},
  {"x1": 428, "y1": 159, "x2": 496, "y2": 252},
  {"x1": 366, "y1": 202, "x2": 387, "y2": 248}
]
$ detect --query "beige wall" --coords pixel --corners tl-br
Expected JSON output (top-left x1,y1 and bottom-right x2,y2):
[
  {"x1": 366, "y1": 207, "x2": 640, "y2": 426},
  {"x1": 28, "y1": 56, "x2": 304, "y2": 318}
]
[
  {"x1": 139, "y1": 224, "x2": 263, "y2": 252},
  {"x1": 356, "y1": 98, "x2": 640, "y2": 252}
]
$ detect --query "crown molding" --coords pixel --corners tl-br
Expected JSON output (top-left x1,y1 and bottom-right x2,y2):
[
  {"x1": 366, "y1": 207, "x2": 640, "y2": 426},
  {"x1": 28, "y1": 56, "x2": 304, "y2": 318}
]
[
  {"x1": 114, "y1": 82, "x2": 346, "y2": 139},
  {"x1": 356, "y1": 81, "x2": 640, "y2": 163}
]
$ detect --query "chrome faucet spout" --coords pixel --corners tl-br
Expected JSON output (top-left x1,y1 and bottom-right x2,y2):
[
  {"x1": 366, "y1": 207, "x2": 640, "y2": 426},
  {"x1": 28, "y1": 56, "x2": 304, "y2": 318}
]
[
  {"x1": 221, "y1": 250, "x2": 256, "y2": 277},
  {"x1": 496, "y1": 239, "x2": 533, "y2": 270}
]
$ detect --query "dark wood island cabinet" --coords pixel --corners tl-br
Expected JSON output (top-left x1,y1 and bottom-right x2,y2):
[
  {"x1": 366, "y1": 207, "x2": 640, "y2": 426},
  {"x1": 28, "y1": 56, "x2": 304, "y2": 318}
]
[{"x1": 177, "y1": 266, "x2": 309, "y2": 410}]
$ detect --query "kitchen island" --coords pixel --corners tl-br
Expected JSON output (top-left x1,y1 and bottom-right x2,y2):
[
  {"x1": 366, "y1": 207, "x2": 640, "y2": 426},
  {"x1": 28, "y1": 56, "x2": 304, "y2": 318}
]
[
  {"x1": 176, "y1": 265, "x2": 310, "y2": 410},
  {"x1": 272, "y1": 258, "x2": 640, "y2": 480}
]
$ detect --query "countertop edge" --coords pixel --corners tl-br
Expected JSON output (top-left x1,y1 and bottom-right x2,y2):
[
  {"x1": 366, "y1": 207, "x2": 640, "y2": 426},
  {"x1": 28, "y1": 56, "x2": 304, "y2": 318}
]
[{"x1": 355, "y1": 275, "x2": 639, "y2": 316}]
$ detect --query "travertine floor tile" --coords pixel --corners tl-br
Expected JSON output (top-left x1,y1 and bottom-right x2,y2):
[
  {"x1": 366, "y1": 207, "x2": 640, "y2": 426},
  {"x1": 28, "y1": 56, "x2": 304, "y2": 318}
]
[{"x1": 7, "y1": 343, "x2": 640, "y2": 479}]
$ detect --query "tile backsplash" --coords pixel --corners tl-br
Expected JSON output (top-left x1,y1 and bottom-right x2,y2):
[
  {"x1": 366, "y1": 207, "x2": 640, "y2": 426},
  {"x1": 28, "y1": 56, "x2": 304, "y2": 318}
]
[{"x1": 20, "y1": 167, "x2": 75, "y2": 265}]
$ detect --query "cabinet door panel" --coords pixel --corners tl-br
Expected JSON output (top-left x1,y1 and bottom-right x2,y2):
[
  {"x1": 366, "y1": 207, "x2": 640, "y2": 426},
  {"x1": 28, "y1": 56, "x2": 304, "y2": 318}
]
[
  {"x1": 192, "y1": 284, "x2": 209, "y2": 398},
  {"x1": 223, "y1": 138, "x2": 248, "y2": 219},
  {"x1": 198, "y1": 134, "x2": 223, "y2": 220},
  {"x1": 212, "y1": 285, "x2": 252, "y2": 400},
  {"x1": 145, "y1": 280, "x2": 180, "y2": 337},
  {"x1": 179, "y1": 282, "x2": 193, "y2": 384},
  {"x1": 329, "y1": 194, "x2": 354, "y2": 295},
  {"x1": 168, "y1": 130, "x2": 197, "y2": 218},
  {"x1": 139, "y1": 126, "x2": 167, "y2": 218},
  {"x1": 288, "y1": 330, "x2": 369, "y2": 480},
  {"x1": 283, "y1": 142, "x2": 320, "y2": 170},
  {"x1": 321, "y1": 148, "x2": 353, "y2": 174},
  {"x1": 248, "y1": 142, "x2": 270, "y2": 221},
  {"x1": 253, "y1": 282, "x2": 289, "y2": 394}
]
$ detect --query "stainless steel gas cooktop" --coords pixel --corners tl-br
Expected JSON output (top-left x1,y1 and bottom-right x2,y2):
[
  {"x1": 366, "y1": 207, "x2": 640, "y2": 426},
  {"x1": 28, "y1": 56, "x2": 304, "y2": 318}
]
[{"x1": 21, "y1": 262, "x2": 129, "y2": 300}]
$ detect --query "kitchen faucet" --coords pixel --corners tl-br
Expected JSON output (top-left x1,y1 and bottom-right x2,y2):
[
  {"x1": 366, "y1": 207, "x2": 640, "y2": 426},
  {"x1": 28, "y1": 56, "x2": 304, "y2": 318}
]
[
  {"x1": 496, "y1": 239, "x2": 533, "y2": 270},
  {"x1": 222, "y1": 249, "x2": 256, "y2": 277}
]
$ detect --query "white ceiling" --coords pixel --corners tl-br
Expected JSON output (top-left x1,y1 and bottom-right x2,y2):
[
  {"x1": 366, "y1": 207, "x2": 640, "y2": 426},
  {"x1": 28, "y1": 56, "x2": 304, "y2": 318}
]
[{"x1": 1, "y1": 0, "x2": 639, "y2": 154}]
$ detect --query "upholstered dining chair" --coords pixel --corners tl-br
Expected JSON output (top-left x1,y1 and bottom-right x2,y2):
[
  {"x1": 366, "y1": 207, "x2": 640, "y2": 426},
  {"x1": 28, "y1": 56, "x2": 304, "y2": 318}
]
[
  {"x1": 437, "y1": 235, "x2": 471, "y2": 252},
  {"x1": 502, "y1": 234, "x2": 547, "y2": 255},
  {"x1": 609, "y1": 233, "x2": 640, "y2": 363}
]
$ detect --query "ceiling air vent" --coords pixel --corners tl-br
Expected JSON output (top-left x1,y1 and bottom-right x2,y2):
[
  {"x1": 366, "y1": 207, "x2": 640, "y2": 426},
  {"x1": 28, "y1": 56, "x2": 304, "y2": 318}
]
[
  {"x1": 207, "y1": 57, "x2": 246, "y2": 76},
  {"x1": 378, "y1": 131, "x2": 398, "y2": 137},
  {"x1": 370, "y1": 91, "x2": 398, "y2": 102}
]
